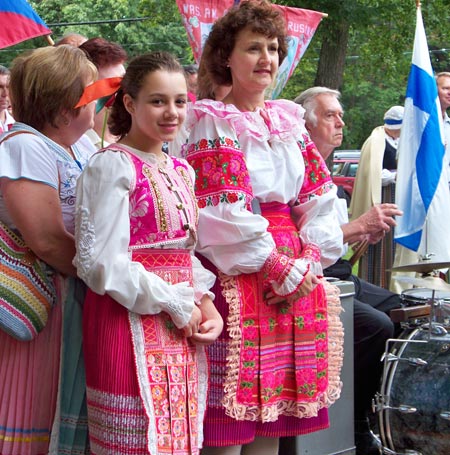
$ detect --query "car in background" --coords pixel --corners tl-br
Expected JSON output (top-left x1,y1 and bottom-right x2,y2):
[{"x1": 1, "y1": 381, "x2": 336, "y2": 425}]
[{"x1": 332, "y1": 150, "x2": 361, "y2": 206}]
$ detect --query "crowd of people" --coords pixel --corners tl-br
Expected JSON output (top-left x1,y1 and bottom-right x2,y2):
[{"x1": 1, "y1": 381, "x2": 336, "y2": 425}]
[{"x1": 0, "y1": 1, "x2": 449, "y2": 455}]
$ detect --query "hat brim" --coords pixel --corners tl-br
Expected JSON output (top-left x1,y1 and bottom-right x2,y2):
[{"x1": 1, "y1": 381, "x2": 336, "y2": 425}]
[{"x1": 385, "y1": 123, "x2": 402, "y2": 130}]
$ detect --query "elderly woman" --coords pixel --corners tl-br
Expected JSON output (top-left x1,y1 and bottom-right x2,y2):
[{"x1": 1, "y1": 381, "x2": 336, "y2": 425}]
[
  {"x1": 184, "y1": 1, "x2": 345, "y2": 454},
  {"x1": 0, "y1": 45, "x2": 97, "y2": 455}
]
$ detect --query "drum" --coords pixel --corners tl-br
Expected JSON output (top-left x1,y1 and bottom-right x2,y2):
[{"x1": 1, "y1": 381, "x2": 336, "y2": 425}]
[
  {"x1": 400, "y1": 288, "x2": 450, "y2": 307},
  {"x1": 377, "y1": 328, "x2": 450, "y2": 455}
]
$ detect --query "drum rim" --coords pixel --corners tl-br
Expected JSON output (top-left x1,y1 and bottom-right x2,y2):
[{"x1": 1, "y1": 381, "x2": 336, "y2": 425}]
[
  {"x1": 379, "y1": 329, "x2": 419, "y2": 452},
  {"x1": 378, "y1": 328, "x2": 450, "y2": 454}
]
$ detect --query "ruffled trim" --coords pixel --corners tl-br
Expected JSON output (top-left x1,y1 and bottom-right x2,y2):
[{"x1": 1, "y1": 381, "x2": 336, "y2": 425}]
[
  {"x1": 319, "y1": 279, "x2": 344, "y2": 409},
  {"x1": 187, "y1": 99, "x2": 306, "y2": 144},
  {"x1": 217, "y1": 271, "x2": 248, "y2": 419},
  {"x1": 219, "y1": 274, "x2": 343, "y2": 422}
]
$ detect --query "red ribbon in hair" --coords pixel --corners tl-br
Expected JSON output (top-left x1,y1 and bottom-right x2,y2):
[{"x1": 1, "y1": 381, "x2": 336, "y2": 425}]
[{"x1": 74, "y1": 76, "x2": 123, "y2": 109}]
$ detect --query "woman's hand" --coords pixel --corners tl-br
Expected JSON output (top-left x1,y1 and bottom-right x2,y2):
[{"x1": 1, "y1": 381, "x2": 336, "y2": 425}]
[
  {"x1": 190, "y1": 296, "x2": 224, "y2": 346},
  {"x1": 265, "y1": 271, "x2": 320, "y2": 305}
]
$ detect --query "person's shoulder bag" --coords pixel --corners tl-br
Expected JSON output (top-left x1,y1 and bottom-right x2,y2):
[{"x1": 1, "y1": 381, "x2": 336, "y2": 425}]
[{"x1": 0, "y1": 131, "x2": 56, "y2": 341}]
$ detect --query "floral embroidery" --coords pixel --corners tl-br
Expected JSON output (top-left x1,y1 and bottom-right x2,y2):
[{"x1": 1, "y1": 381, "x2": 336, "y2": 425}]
[
  {"x1": 186, "y1": 137, "x2": 254, "y2": 208},
  {"x1": 297, "y1": 133, "x2": 334, "y2": 204},
  {"x1": 261, "y1": 248, "x2": 294, "y2": 286}
]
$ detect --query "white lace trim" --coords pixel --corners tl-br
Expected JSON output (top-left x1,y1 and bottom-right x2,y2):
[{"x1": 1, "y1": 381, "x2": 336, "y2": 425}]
[
  {"x1": 166, "y1": 282, "x2": 195, "y2": 329},
  {"x1": 74, "y1": 206, "x2": 95, "y2": 281}
]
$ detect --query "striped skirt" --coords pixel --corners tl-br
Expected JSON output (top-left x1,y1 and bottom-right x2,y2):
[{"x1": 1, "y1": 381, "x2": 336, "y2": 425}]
[{"x1": 83, "y1": 249, "x2": 208, "y2": 455}]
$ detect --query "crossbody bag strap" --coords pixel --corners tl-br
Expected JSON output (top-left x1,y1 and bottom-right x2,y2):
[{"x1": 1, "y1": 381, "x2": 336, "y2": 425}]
[{"x1": 0, "y1": 130, "x2": 35, "y2": 146}]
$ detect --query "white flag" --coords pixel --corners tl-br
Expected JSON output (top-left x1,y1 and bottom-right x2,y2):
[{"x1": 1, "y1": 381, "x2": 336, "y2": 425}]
[{"x1": 394, "y1": 7, "x2": 450, "y2": 262}]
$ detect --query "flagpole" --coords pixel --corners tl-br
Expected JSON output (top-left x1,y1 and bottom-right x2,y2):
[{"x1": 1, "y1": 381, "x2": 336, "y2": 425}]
[{"x1": 45, "y1": 35, "x2": 55, "y2": 46}]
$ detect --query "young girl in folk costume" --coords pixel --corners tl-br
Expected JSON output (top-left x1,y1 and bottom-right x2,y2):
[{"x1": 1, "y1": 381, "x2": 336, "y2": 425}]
[
  {"x1": 184, "y1": 1, "x2": 344, "y2": 454},
  {"x1": 74, "y1": 52, "x2": 223, "y2": 455}
]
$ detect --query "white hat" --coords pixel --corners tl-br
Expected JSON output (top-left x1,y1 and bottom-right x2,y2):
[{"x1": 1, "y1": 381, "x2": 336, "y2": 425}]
[{"x1": 383, "y1": 105, "x2": 404, "y2": 130}]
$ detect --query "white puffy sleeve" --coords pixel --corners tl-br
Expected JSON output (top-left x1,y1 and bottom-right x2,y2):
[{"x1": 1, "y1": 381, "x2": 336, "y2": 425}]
[
  {"x1": 186, "y1": 109, "x2": 309, "y2": 297},
  {"x1": 187, "y1": 113, "x2": 276, "y2": 276},
  {"x1": 290, "y1": 135, "x2": 345, "y2": 269},
  {"x1": 291, "y1": 184, "x2": 345, "y2": 269},
  {"x1": 74, "y1": 149, "x2": 195, "y2": 329}
]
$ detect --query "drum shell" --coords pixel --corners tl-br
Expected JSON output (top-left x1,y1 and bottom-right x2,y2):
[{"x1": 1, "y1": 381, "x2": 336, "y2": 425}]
[{"x1": 378, "y1": 328, "x2": 450, "y2": 455}]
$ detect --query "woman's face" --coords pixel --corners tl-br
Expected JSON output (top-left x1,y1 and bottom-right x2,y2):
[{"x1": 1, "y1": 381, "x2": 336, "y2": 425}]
[
  {"x1": 124, "y1": 70, "x2": 187, "y2": 149},
  {"x1": 70, "y1": 93, "x2": 96, "y2": 139},
  {"x1": 228, "y1": 27, "x2": 279, "y2": 93}
]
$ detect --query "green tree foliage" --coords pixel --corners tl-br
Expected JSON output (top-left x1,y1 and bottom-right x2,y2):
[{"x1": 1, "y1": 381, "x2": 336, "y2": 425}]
[
  {"x1": 0, "y1": 0, "x2": 192, "y2": 66},
  {"x1": 1, "y1": 0, "x2": 449, "y2": 150},
  {"x1": 280, "y1": 0, "x2": 450, "y2": 148}
]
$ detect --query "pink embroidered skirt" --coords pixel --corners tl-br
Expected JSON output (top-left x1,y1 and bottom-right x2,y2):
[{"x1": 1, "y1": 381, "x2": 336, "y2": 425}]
[
  {"x1": 83, "y1": 249, "x2": 208, "y2": 455},
  {"x1": 202, "y1": 203, "x2": 334, "y2": 446}
]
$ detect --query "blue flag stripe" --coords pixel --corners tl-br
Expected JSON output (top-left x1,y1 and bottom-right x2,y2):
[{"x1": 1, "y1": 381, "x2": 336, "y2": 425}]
[
  {"x1": 406, "y1": 64, "x2": 436, "y2": 115},
  {"x1": 0, "y1": 0, "x2": 47, "y2": 26},
  {"x1": 416, "y1": 110, "x2": 445, "y2": 209}
]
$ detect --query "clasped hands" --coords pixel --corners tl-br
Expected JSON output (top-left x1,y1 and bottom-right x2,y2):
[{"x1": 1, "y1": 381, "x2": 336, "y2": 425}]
[{"x1": 182, "y1": 295, "x2": 223, "y2": 345}]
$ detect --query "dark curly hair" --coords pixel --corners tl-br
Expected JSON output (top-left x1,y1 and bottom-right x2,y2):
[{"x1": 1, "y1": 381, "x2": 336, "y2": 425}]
[
  {"x1": 200, "y1": 0, "x2": 287, "y2": 87},
  {"x1": 108, "y1": 51, "x2": 184, "y2": 139}
]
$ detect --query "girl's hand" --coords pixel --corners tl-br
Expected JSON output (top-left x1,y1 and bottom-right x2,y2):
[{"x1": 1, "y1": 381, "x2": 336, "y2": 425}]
[
  {"x1": 190, "y1": 296, "x2": 223, "y2": 346},
  {"x1": 181, "y1": 305, "x2": 202, "y2": 338}
]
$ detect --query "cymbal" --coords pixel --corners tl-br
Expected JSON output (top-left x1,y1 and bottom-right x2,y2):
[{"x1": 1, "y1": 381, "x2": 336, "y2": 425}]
[
  {"x1": 391, "y1": 261, "x2": 450, "y2": 273},
  {"x1": 394, "y1": 275, "x2": 450, "y2": 292}
]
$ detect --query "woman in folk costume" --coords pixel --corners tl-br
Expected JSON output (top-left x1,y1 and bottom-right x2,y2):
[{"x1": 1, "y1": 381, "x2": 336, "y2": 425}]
[
  {"x1": 74, "y1": 52, "x2": 223, "y2": 455},
  {"x1": 184, "y1": 1, "x2": 345, "y2": 454},
  {"x1": 0, "y1": 46, "x2": 97, "y2": 454},
  {"x1": 349, "y1": 106, "x2": 404, "y2": 290}
]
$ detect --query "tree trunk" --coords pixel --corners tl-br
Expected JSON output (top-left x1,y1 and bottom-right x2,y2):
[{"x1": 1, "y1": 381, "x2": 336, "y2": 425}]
[{"x1": 314, "y1": 20, "x2": 350, "y2": 90}]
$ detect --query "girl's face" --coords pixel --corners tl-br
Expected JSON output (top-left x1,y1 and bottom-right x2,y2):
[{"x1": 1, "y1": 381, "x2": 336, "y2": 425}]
[
  {"x1": 228, "y1": 26, "x2": 279, "y2": 93},
  {"x1": 124, "y1": 70, "x2": 187, "y2": 151}
]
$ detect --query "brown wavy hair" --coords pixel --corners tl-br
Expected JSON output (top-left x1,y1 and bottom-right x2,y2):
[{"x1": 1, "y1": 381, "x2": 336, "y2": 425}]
[
  {"x1": 200, "y1": 0, "x2": 287, "y2": 88},
  {"x1": 9, "y1": 45, "x2": 97, "y2": 131}
]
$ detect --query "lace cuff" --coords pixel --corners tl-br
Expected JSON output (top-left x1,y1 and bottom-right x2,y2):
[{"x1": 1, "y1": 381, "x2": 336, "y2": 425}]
[
  {"x1": 167, "y1": 282, "x2": 196, "y2": 329},
  {"x1": 301, "y1": 243, "x2": 323, "y2": 276},
  {"x1": 271, "y1": 258, "x2": 310, "y2": 297},
  {"x1": 261, "y1": 248, "x2": 295, "y2": 285}
]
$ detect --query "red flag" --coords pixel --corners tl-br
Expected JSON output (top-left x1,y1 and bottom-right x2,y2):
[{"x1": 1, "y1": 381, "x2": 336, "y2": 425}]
[
  {"x1": 176, "y1": 0, "x2": 234, "y2": 64},
  {"x1": 270, "y1": 4, "x2": 324, "y2": 99},
  {"x1": 0, "y1": 0, "x2": 52, "y2": 49},
  {"x1": 175, "y1": 0, "x2": 324, "y2": 99}
]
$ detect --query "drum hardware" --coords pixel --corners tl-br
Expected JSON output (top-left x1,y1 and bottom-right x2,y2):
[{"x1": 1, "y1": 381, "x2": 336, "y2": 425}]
[
  {"x1": 397, "y1": 285, "x2": 450, "y2": 337},
  {"x1": 382, "y1": 352, "x2": 428, "y2": 366},
  {"x1": 382, "y1": 403, "x2": 417, "y2": 414},
  {"x1": 379, "y1": 446, "x2": 421, "y2": 455},
  {"x1": 418, "y1": 322, "x2": 448, "y2": 336}
]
